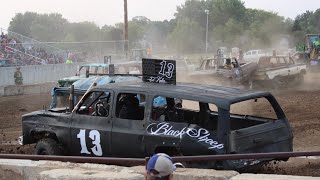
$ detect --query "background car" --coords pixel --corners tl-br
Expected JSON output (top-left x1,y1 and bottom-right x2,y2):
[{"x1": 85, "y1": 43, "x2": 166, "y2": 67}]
[{"x1": 243, "y1": 49, "x2": 268, "y2": 63}]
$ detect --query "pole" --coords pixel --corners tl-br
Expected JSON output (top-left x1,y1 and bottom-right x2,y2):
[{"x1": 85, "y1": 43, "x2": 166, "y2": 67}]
[
  {"x1": 205, "y1": 10, "x2": 209, "y2": 53},
  {"x1": 124, "y1": 0, "x2": 129, "y2": 60},
  {"x1": 69, "y1": 85, "x2": 74, "y2": 112}
]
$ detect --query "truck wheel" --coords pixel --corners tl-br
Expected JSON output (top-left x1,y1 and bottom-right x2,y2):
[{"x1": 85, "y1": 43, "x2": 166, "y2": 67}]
[
  {"x1": 272, "y1": 77, "x2": 286, "y2": 89},
  {"x1": 243, "y1": 79, "x2": 254, "y2": 89},
  {"x1": 296, "y1": 73, "x2": 304, "y2": 85},
  {"x1": 35, "y1": 138, "x2": 64, "y2": 155}
]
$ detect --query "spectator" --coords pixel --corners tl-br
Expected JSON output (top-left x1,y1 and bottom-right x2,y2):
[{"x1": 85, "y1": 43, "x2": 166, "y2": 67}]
[
  {"x1": 9, "y1": 38, "x2": 16, "y2": 48},
  {"x1": 146, "y1": 153, "x2": 175, "y2": 180},
  {"x1": 14, "y1": 66, "x2": 23, "y2": 85},
  {"x1": 0, "y1": 32, "x2": 6, "y2": 40},
  {"x1": 1, "y1": 38, "x2": 6, "y2": 53},
  {"x1": 0, "y1": 33, "x2": 66, "y2": 66},
  {"x1": 65, "y1": 59, "x2": 73, "y2": 64}
]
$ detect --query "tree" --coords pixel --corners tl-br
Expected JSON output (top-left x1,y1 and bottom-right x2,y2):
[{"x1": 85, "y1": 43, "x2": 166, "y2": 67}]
[
  {"x1": 29, "y1": 13, "x2": 68, "y2": 42},
  {"x1": 293, "y1": 10, "x2": 317, "y2": 34},
  {"x1": 128, "y1": 21, "x2": 145, "y2": 45},
  {"x1": 132, "y1": 16, "x2": 151, "y2": 26},
  {"x1": 292, "y1": 19, "x2": 302, "y2": 31},
  {"x1": 312, "y1": 9, "x2": 320, "y2": 32},
  {"x1": 175, "y1": 0, "x2": 207, "y2": 30},
  {"x1": 144, "y1": 20, "x2": 172, "y2": 51},
  {"x1": 291, "y1": 9, "x2": 320, "y2": 46},
  {"x1": 209, "y1": 0, "x2": 246, "y2": 26},
  {"x1": 212, "y1": 18, "x2": 244, "y2": 47},
  {"x1": 8, "y1": 12, "x2": 38, "y2": 37},
  {"x1": 66, "y1": 21, "x2": 100, "y2": 41},
  {"x1": 167, "y1": 18, "x2": 204, "y2": 52}
]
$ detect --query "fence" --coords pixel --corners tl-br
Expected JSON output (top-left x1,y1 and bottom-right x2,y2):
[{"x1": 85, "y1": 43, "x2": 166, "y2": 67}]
[
  {"x1": 1, "y1": 28, "x2": 68, "y2": 59},
  {"x1": 44, "y1": 40, "x2": 128, "y2": 62},
  {"x1": 1, "y1": 28, "x2": 130, "y2": 64}
]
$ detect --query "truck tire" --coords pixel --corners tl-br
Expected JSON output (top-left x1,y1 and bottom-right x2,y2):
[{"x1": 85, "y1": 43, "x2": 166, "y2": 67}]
[
  {"x1": 296, "y1": 72, "x2": 304, "y2": 85},
  {"x1": 35, "y1": 138, "x2": 64, "y2": 155},
  {"x1": 272, "y1": 76, "x2": 287, "y2": 89},
  {"x1": 243, "y1": 79, "x2": 254, "y2": 89}
]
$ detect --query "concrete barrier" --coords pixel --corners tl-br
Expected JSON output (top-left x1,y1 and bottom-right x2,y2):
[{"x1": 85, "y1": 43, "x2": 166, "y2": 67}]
[
  {"x1": 0, "y1": 64, "x2": 80, "y2": 87},
  {"x1": 0, "y1": 159, "x2": 318, "y2": 180},
  {"x1": 230, "y1": 173, "x2": 319, "y2": 180},
  {"x1": 0, "y1": 82, "x2": 57, "y2": 97}
]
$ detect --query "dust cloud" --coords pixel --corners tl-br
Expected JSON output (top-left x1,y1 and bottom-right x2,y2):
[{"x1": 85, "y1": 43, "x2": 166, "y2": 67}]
[{"x1": 295, "y1": 73, "x2": 320, "y2": 91}]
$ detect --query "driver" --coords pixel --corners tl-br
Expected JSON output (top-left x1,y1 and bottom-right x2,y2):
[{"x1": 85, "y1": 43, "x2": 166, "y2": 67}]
[
  {"x1": 119, "y1": 94, "x2": 141, "y2": 120},
  {"x1": 224, "y1": 58, "x2": 232, "y2": 69},
  {"x1": 93, "y1": 96, "x2": 110, "y2": 116},
  {"x1": 164, "y1": 98, "x2": 179, "y2": 121}
]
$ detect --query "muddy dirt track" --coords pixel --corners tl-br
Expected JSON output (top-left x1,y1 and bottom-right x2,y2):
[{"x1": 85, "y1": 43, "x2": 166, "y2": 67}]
[{"x1": 0, "y1": 74, "x2": 319, "y2": 176}]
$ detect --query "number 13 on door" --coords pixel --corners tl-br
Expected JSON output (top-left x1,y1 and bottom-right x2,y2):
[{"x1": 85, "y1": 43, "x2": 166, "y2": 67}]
[{"x1": 77, "y1": 129, "x2": 103, "y2": 156}]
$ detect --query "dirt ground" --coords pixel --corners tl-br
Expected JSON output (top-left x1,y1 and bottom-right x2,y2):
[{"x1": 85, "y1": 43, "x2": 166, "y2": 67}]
[{"x1": 0, "y1": 73, "x2": 319, "y2": 176}]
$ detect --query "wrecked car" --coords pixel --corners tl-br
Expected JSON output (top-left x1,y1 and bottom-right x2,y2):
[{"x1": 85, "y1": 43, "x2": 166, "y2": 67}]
[
  {"x1": 51, "y1": 75, "x2": 141, "y2": 109},
  {"x1": 250, "y1": 55, "x2": 307, "y2": 88},
  {"x1": 58, "y1": 62, "x2": 142, "y2": 87},
  {"x1": 21, "y1": 58, "x2": 293, "y2": 170},
  {"x1": 189, "y1": 57, "x2": 257, "y2": 85}
]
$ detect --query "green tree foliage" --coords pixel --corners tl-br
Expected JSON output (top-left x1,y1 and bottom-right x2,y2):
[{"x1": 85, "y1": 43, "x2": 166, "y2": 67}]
[
  {"x1": 167, "y1": 18, "x2": 204, "y2": 52},
  {"x1": 128, "y1": 19, "x2": 145, "y2": 43},
  {"x1": 6, "y1": 5, "x2": 320, "y2": 54},
  {"x1": 67, "y1": 22, "x2": 100, "y2": 41},
  {"x1": 171, "y1": 0, "x2": 292, "y2": 51},
  {"x1": 145, "y1": 20, "x2": 172, "y2": 50},
  {"x1": 29, "y1": 13, "x2": 68, "y2": 42},
  {"x1": 293, "y1": 11, "x2": 316, "y2": 33},
  {"x1": 8, "y1": 12, "x2": 38, "y2": 37},
  {"x1": 175, "y1": 0, "x2": 208, "y2": 29},
  {"x1": 212, "y1": 18, "x2": 244, "y2": 47},
  {"x1": 209, "y1": 0, "x2": 246, "y2": 26},
  {"x1": 291, "y1": 9, "x2": 320, "y2": 46}
]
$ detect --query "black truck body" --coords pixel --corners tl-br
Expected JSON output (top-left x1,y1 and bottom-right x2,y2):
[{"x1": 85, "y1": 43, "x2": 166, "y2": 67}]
[{"x1": 22, "y1": 81, "x2": 293, "y2": 170}]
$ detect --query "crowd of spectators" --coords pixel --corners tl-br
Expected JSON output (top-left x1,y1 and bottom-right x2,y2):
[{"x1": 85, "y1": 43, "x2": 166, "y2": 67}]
[{"x1": 0, "y1": 32, "x2": 65, "y2": 67}]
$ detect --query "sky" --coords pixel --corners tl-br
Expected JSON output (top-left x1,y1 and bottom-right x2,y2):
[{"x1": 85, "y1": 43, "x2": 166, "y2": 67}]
[{"x1": 0, "y1": 0, "x2": 319, "y2": 30}]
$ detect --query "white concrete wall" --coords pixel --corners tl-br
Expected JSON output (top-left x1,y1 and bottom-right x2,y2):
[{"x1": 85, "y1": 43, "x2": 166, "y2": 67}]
[
  {"x1": 0, "y1": 64, "x2": 80, "y2": 87},
  {"x1": 0, "y1": 82, "x2": 57, "y2": 96},
  {"x1": 0, "y1": 159, "x2": 318, "y2": 180}
]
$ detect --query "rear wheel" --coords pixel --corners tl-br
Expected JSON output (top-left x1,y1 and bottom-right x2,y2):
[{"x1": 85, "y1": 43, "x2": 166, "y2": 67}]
[
  {"x1": 272, "y1": 77, "x2": 287, "y2": 89},
  {"x1": 295, "y1": 72, "x2": 304, "y2": 85},
  {"x1": 35, "y1": 138, "x2": 64, "y2": 155}
]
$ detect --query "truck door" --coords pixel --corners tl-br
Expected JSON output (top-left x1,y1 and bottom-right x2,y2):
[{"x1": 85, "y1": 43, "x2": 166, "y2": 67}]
[
  {"x1": 276, "y1": 57, "x2": 289, "y2": 77},
  {"x1": 110, "y1": 92, "x2": 146, "y2": 158},
  {"x1": 228, "y1": 96, "x2": 293, "y2": 154},
  {"x1": 286, "y1": 57, "x2": 299, "y2": 76},
  {"x1": 70, "y1": 91, "x2": 113, "y2": 157}
]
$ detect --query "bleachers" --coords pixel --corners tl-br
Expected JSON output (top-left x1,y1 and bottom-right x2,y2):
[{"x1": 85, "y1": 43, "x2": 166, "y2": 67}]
[{"x1": 0, "y1": 28, "x2": 67, "y2": 66}]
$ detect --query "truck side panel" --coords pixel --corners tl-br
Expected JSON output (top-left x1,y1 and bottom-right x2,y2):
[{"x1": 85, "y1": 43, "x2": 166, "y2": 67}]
[{"x1": 229, "y1": 120, "x2": 292, "y2": 153}]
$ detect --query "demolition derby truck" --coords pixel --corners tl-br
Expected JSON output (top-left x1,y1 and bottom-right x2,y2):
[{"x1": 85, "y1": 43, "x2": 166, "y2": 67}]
[
  {"x1": 250, "y1": 55, "x2": 307, "y2": 88},
  {"x1": 189, "y1": 57, "x2": 257, "y2": 86},
  {"x1": 20, "y1": 58, "x2": 293, "y2": 170}
]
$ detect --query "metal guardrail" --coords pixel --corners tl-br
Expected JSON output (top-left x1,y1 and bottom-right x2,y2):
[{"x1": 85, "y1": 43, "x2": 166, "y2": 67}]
[
  {"x1": 0, "y1": 151, "x2": 319, "y2": 166},
  {"x1": 171, "y1": 151, "x2": 320, "y2": 162},
  {"x1": 0, "y1": 154, "x2": 145, "y2": 166}
]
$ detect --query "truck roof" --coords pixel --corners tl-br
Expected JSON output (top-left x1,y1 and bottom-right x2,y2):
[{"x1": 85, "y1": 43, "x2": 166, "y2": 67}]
[{"x1": 93, "y1": 82, "x2": 271, "y2": 109}]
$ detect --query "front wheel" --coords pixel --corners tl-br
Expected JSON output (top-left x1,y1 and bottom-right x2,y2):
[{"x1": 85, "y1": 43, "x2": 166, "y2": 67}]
[{"x1": 35, "y1": 138, "x2": 64, "y2": 155}]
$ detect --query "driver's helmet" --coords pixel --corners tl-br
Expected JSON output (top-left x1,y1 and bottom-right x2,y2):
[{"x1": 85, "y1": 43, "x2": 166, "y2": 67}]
[{"x1": 153, "y1": 96, "x2": 167, "y2": 108}]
